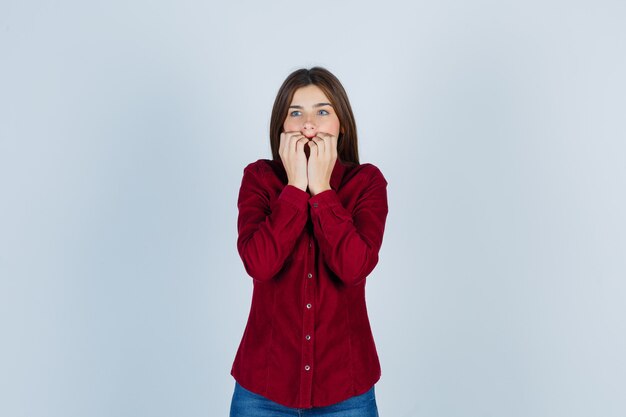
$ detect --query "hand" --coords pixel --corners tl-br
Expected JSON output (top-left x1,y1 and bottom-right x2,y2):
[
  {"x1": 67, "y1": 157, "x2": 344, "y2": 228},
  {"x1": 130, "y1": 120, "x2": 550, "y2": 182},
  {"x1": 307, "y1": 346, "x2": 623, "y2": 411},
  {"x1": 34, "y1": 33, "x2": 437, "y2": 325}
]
[
  {"x1": 279, "y1": 131, "x2": 309, "y2": 192},
  {"x1": 306, "y1": 132, "x2": 338, "y2": 196}
]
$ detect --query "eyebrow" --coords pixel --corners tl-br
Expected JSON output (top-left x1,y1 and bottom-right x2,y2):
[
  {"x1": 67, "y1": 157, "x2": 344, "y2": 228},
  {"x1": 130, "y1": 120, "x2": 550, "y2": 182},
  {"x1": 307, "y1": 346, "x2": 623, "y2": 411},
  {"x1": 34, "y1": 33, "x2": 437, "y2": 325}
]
[{"x1": 289, "y1": 102, "x2": 333, "y2": 109}]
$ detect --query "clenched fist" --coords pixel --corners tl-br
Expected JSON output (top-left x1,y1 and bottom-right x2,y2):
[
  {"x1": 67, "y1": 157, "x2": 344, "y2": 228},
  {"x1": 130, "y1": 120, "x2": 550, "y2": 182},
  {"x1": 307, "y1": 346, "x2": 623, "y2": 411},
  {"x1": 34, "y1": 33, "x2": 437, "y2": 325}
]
[
  {"x1": 279, "y1": 131, "x2": 309, "y2": 192},
  {"x1": 306, "y1": 132, "x2": 338, "y2": 196}
]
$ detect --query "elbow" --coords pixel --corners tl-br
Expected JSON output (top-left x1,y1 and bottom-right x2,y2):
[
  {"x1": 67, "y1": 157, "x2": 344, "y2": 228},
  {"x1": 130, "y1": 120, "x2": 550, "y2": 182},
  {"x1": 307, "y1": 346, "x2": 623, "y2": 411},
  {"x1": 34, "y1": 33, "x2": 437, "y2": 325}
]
[
  {"x1": 237, "y1": 240, "x2": 280, "y2": 283},
  {"x1": 238, "y1": 249, "x2": 279, "y2": 283},
  {"x1": 336, "y1": 252, "x2": 379, "y2": 287},
  {"x1": 242, "y1": 261, "x2": 276, "y2": 283}
]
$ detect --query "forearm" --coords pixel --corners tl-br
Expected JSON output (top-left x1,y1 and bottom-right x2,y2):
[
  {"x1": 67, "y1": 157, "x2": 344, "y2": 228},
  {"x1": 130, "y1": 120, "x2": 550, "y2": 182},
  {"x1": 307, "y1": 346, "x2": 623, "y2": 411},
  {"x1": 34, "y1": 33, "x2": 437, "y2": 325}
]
[{"x1": 308, "y1": 177, "x2": 388, "y2": 286}]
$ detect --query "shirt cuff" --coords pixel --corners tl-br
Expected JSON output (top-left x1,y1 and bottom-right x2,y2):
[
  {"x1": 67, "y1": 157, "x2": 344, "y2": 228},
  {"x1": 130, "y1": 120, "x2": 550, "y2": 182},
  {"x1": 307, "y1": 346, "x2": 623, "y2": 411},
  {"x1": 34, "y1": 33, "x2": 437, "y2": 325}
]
[
  {"x1": 279, "y1": 184, "x2": 310, "y2": 210},
  {"x1": 308, "y1": 189, "x2": 341, "y2": 209}
]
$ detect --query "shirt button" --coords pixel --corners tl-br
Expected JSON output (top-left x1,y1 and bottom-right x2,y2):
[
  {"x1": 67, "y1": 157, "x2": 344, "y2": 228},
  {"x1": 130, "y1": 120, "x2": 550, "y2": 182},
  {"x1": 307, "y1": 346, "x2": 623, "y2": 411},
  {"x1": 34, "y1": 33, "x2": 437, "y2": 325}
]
[
  {"x1": 307, "y1": 273, "x2": 312, "y2": 278},
  {"x1": 306, "y1": 303, "x2": 312, "y2": 309},
  {"x1": 313, "y1": 202, "x2": 318, "y2": 208},
  {"x1": 309, "y1": 241, "x2": 312, "y2": 248},
  {"x1": 305, "y1": 335, "x2": 311, "y2": 340},
  {"x1": 304, "y1": 365, "x2": 311, "y2": 371}
]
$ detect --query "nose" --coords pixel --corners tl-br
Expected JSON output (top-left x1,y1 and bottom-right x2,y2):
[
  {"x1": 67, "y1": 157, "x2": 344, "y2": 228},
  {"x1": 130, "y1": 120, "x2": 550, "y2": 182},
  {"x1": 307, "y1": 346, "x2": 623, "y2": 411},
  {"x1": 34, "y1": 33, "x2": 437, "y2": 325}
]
[{"x1": 302, "y1": 118, "x2": 317, "y2": 138}]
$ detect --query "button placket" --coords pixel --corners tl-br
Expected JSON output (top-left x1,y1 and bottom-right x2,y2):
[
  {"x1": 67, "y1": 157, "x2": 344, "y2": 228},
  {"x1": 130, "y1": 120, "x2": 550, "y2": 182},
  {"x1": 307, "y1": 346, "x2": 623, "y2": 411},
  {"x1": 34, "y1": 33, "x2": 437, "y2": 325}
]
[{"x1": 299, "y1": 233, "x2": 315, "y2": 406}]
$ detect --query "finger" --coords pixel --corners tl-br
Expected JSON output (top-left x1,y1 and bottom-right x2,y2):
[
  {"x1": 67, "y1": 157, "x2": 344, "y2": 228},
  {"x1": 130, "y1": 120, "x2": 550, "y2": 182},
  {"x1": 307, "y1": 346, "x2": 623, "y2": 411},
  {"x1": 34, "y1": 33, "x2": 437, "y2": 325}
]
[
  {"x1": 287, "y1": 133, "x2": 304, "y2": 153},
  {"x1": 307, "y1": 140, "x2": 318, "y2": 157},
  {"x1": 281, "y1": 131, "x2": 298, "y2": 156},
  {"x1": 319, "y1": 133, "x2": 338, "y2": 157},
  {"x1": 317, "y1": 131, "x2": 337, "y2": 143},
  {"x1": 311, "y1": 136, "x2": 327, "y2": 156},
  {"x1": 295, "y1": 136, "x2": 309, "y2": 153},
  {"x1": 315, "y1": 132, "x2": 333, "y2": 142},
  {"x1": 330, "y1": 134, "x2": 338, "y2": 157},
  {"x1": 279, "y1": 132, "x2": 287, "y2": 156}
]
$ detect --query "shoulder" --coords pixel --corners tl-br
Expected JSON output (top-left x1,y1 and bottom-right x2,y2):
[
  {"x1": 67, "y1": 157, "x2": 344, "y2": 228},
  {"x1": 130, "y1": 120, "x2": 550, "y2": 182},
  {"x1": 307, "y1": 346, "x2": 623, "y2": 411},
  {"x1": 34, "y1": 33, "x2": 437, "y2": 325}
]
[
  {"x1": 241, "y1": 159, "x2": 287, "y2": 186},
  {"x1": 242, "y1": 159, "x2": 277, "y2": 176},
  {"x1": 345, "y1": 162, "x2": 388, "y2": 186}
]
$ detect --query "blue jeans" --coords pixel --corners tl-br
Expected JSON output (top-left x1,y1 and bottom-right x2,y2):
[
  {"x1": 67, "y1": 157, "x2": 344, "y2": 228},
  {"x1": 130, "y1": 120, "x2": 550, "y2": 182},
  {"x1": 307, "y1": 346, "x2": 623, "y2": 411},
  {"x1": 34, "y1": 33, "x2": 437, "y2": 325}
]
[{"x1": 229, "y1": 381, "x2": 380, "y2": 417}]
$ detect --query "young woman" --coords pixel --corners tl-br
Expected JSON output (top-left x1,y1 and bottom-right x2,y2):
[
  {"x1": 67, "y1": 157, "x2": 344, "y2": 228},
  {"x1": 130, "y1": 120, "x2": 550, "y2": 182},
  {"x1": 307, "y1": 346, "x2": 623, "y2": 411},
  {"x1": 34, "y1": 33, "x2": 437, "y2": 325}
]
[{"x1": 229, "y1": 66, "x2": 388, "y2": 416}]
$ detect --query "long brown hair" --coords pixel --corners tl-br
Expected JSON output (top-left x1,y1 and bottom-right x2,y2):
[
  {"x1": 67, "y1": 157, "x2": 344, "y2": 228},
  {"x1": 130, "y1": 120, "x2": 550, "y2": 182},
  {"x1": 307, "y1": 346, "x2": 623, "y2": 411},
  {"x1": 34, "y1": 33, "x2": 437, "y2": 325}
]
[{"x1": 269, "y1": 67, "x2": 360, "y2": 165}]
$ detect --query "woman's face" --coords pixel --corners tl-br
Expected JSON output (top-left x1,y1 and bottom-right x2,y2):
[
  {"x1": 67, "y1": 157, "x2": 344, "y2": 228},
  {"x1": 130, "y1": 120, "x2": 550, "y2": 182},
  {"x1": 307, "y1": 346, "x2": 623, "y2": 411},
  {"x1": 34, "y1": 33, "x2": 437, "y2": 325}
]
[{"x1": 282, "y1": 85, "x2": 341, "y2": 140}]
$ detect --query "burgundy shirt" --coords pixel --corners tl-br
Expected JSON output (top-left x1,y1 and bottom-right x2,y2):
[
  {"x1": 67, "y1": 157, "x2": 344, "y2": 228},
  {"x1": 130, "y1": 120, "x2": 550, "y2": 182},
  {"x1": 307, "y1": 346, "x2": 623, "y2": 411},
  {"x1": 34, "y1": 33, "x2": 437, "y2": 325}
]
[{"x1": 230, "y1": 156, "x2": 388, "y2": 408}]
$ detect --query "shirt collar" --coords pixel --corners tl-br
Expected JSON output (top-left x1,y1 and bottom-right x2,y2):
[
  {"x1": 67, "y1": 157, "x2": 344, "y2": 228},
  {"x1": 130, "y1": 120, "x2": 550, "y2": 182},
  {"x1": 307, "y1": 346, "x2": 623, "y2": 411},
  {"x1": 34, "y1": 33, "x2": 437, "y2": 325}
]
[{"x1": 273, "y1": 157, "x2": 347, "y2": 191}]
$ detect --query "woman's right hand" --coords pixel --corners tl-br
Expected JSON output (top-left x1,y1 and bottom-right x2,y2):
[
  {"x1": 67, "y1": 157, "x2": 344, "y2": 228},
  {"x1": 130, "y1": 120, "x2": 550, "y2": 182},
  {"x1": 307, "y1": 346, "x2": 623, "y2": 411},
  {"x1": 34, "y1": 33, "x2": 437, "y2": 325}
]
[{"x1": 279, "y1": 131, "x2": 309, "y2": 192}]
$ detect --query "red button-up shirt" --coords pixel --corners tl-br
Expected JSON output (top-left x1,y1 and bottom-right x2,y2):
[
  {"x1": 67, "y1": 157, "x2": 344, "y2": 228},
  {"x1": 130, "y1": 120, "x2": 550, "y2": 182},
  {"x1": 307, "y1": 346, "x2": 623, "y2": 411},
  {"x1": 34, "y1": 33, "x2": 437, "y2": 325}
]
[{"x1": 230, "y1": 156, "x2": 388, "y2": 408}]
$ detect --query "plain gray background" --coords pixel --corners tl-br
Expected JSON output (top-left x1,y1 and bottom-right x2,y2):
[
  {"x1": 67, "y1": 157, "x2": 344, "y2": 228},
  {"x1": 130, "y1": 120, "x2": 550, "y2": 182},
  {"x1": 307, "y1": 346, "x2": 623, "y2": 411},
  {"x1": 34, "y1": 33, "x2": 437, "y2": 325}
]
[{"x1": 1, "y1": 1, "x2": 625, "y2": 416}]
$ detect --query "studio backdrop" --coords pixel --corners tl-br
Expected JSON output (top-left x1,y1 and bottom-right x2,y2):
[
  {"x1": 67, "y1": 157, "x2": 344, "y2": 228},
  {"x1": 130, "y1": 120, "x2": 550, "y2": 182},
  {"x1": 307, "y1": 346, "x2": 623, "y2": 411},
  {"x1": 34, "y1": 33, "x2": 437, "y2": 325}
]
[{"x1": 1, "y1": 1, "x2": 625, "y2": 416}]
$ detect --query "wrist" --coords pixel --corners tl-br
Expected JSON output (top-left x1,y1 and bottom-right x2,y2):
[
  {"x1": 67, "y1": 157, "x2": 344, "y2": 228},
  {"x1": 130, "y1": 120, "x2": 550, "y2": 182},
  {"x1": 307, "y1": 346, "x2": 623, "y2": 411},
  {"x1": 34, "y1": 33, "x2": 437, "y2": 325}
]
[
  {"x1": 287, "y1": 181, "x2": 307, "y2": 192},
  {"x1": 309, "y1": 183, "x2": 331, "y2": 196}
]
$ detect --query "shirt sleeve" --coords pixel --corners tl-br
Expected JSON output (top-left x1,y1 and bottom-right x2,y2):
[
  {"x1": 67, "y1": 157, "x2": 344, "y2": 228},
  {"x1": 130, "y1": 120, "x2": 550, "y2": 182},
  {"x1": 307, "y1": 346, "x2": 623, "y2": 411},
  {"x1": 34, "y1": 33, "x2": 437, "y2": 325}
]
[
  {"x1": 236, "y1": 163, "x2": 310, "y2": 282},
  {"x1": 308, "y1": 165, "x2": 388, "y2": 286}
]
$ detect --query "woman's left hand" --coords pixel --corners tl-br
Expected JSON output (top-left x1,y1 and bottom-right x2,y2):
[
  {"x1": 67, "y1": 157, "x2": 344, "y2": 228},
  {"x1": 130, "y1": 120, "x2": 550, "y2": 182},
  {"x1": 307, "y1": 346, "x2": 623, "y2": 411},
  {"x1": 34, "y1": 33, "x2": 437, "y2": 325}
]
[{"x1": 306, "y1": 132, "x2": 338, "y2": 196}]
